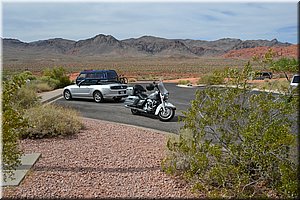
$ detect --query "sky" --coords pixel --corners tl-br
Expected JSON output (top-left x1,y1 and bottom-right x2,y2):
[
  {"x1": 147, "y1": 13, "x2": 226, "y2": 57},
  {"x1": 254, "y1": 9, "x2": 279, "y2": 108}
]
[{"x1": 1, "y1": 0, "x2": 298, "y2": 44}]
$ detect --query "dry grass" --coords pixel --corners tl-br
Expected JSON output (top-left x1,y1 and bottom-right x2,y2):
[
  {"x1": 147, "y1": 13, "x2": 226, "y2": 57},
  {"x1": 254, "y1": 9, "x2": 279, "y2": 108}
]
[
  {"x1": 23, "y1": 104, "x2": 83, "y2": 139},
  {"x1": 3, "y1": 56, "x2": 249, "y2": 80},
  {"x1": 250, "y1": 78, "x2": 290, "y2": 92}
]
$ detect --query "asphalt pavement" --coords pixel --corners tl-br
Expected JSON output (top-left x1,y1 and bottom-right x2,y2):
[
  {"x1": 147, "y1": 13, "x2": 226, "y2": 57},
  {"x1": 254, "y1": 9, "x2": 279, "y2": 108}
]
[
  {"x1": 53, "y1": 83, "x2": 197, "y2": 134},
  {"x1": 46, "y1": 83, "x2": 288, "y2": 134}
]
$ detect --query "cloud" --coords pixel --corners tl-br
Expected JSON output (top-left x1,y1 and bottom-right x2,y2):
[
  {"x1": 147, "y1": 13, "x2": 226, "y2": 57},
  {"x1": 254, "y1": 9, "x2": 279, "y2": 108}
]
[
  {"x1": 277, "y1": 26, "x2": 297, "y2": 33},
  {"x1": 2, "y1": 2, "x2": 297, "y2": 43}
]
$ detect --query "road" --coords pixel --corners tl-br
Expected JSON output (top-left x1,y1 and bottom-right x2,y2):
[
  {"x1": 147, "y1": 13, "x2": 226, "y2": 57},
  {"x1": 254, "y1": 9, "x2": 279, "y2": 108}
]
[
  {"x1": 53, "y1": 83, "x2": 298, "y2": 135},
  {"x1": 53, "y1": 83, "x2": 199, "y2": 134}
]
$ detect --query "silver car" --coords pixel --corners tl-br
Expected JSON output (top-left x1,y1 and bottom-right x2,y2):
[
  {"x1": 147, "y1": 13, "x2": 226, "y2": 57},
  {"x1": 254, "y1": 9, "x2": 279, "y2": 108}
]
[{"x1": 63, "y1": 78, "x2": 128, "y2": 103}]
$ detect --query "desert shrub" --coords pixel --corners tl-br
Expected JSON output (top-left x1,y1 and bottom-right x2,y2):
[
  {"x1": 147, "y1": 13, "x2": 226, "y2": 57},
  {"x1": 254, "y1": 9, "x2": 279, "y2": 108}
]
[
  {"x1": 39, "y1": 75, "x2": 60, "y2": 89},
  {"x1": 271, "y1": 57, "x2": 299, "y2": 73},
  {"x1": 42, "y1": 66, "x2": 72, "y2": 89},
  {"x1": 2, "y1": 74, "x2": 29, "y2": 181},
  {"x1": 178, "y1": 80, "x2": 191, "y2": 85},
  {"x1": 27, "y1": 79, "x2": 54, "y2": 93},
  {"x1": 12, "y1": 85, "x2": 41, "y2": 110},
  {"x1": 139, "y1": 74, "x2": 157, "y2": 81},
  {"x1": 162, "y1": 63, "x2": 298, "y2": 198},
  {"x1": 128, "y1": 78, "x2": 137, "y2": 82},
  {"x1": 23, "y1": 104, "x2": 83, "y2": 139},
  {"x1": 257, "y1": 80, "x2": 290, "y2": 93},
  {"x1": 197, "y1": 71, "x2": 224, "y2": 85}
]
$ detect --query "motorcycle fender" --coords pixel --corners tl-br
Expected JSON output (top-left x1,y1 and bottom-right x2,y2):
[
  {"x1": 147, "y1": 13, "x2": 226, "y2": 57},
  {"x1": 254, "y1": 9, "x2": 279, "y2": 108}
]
[{"x1": 155, "y1": 102, "x2": 176, "y2": 115}]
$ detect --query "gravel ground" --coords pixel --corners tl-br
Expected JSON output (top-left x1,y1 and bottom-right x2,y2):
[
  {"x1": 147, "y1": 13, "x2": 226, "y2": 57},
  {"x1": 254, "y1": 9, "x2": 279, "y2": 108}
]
[{"x1": 3, "y1": 118, "x2": 199, "y2": 199}]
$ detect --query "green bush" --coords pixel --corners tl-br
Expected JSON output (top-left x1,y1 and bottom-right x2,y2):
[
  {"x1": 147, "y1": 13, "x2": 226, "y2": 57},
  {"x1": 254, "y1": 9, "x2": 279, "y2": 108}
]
[
  {"x1": 27, "y1": 80, "x2": 54, "y2": 93},
  {"x1": 11, "y1": 85, "x2": 41, "y2": 110},
  {"x1": 42, "y1": 66, "x2": 72, "y2": 89},
  {"x1": 2, "y1": 74, "x2": 29, "y2": 181},
  {"x1": 162, "y1": 63, "x2": 298, "y2": 198},
  {"x1": 197, "y1": 71, "x2": 224, "y2": 85},
  {"x1": 271, "y1": 57, "x2": 299, "y2": 73},
  {"x1": 39, "y1": 76, "x2": 60, "y2": 89},
  {"x1": 23, "y1": 104, "x2": 83, "y2": 139}
]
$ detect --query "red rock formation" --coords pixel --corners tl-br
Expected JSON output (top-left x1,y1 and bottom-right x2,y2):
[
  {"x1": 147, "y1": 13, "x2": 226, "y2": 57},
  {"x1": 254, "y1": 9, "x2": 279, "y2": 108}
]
[{"x1": 222, "y1": 45, "x2": 298, "y2": 59}]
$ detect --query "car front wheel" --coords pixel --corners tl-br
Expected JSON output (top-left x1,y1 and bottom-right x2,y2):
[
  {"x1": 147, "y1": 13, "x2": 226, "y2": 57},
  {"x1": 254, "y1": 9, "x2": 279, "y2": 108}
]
[
  {"x1": 93, "y1": 91, "x2": 103, "y2": 103},
  {"x1": 63, "y1": 89, "x2": 72, "y2": 100}
]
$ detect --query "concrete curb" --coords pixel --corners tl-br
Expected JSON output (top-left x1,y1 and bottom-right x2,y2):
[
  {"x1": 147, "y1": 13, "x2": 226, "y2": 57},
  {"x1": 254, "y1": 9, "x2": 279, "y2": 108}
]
[
  {"x1": 2, "y1": 153, "x2": 41, "y2": 186},
  {"x1": 38, "y1": 89, "x2": 63, "y2": 104},
  {"x1": 41, "y1": 94, "x2": 62, "y2": 104},
  {"x1": 176, "y1": 84, "x2": 285, "y2": 95}
]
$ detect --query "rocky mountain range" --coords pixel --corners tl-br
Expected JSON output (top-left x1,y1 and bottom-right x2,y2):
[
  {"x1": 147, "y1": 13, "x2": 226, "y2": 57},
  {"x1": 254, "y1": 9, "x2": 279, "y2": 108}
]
[{"x1": 3, "y1": 34, "x2": 292, "y2": 58}]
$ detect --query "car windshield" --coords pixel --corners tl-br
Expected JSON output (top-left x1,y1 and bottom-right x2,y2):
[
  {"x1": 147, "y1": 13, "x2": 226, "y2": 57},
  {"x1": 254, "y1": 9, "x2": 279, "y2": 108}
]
[{"x1": 157, "y1": 82, "x2": 168, "y2": 95}]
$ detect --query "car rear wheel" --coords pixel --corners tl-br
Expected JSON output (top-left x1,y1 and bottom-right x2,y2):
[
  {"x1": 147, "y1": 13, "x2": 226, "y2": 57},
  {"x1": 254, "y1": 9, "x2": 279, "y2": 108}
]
[
  {"x1": 63, "y1": 89, "x2": 72, "y2": 100},
  {"x1": 93, "y1": 91, "x2": 103, "y2": 103}
]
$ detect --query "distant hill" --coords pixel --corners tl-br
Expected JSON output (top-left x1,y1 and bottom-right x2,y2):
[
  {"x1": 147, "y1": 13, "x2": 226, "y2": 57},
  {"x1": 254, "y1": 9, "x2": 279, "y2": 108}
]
[
  {"x1": 222, "y1": 44, "x2": 298, "y2": 59},
  {"x1": 2, "y1": 34, "x2": 293, "y2": 59}
]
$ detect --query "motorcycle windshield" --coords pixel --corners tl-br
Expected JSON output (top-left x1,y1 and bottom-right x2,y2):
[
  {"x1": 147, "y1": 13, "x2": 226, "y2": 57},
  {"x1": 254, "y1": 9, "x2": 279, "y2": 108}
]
[{"x1": 158, "y1": 82, "x2": 169, "y2": 95}]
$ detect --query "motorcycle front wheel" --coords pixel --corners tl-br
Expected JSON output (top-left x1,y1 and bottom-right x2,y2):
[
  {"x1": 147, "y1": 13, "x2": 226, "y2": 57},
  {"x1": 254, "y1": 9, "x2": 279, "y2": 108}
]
[{"x1": 158, "y1": 107, "x2": 175, "y2": 122}]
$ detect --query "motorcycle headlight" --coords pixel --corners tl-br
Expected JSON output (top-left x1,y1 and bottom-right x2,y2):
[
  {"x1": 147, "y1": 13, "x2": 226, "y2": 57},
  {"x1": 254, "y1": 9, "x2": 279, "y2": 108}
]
[{"x1": 163, "y1": 93, "x2": 169, "y2": 100}]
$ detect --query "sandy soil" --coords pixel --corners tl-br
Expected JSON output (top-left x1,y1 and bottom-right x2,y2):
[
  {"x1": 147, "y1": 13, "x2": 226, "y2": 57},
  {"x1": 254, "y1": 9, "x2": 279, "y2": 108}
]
[{"x1": 3, "y1": 118, "x2": 200, "y2": 199}]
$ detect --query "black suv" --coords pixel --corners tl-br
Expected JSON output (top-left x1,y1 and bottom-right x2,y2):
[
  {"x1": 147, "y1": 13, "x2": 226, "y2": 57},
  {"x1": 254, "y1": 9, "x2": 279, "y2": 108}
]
[
  {"x1": 254, "y1": 72, "x2": 273, "y2": 80},
  {"x1": 76, "y1": 70, "x2": 127, "y2": 84}
]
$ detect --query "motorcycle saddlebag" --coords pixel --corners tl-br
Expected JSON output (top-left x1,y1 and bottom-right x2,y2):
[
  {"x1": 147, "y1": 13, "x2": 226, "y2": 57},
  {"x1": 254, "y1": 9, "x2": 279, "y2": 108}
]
[{"x1": 124, "y1": 96, "x2": 139, "y2": 106}]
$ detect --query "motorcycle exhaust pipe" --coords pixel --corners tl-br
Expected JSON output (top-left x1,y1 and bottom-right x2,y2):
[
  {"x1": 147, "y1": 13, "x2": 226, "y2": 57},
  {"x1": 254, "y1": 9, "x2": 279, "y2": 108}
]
[{"x1": 124, "y1": 105, "x2": 147, "y2": 113}]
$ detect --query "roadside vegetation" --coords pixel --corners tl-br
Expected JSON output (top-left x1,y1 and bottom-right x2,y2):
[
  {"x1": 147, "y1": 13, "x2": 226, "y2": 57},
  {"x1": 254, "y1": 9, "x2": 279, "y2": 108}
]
[
  {"x1": 2, "y1": 67, "x2": 83, "y2": 181},
  {"x1": 2, "y1": 51, "x2": 298, "y2": 197},
  {"x1": 197, "y1": 70, "x2": 225, "y2": 85},
  {"x1": 162, "y1": 52, "x2": 299, "y2": 198},
  {"x1": 177, "y1": 80, "x2": 191, "y2": 85},
  {"x1": 3, "y1": 57, "x2": 248, "y2": 82}
]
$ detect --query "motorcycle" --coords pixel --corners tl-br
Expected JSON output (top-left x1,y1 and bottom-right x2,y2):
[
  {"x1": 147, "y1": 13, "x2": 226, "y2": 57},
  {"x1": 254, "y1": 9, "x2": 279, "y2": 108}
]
[{"x1": 124, "y1": 81, "x2": 176, "y2": 121}]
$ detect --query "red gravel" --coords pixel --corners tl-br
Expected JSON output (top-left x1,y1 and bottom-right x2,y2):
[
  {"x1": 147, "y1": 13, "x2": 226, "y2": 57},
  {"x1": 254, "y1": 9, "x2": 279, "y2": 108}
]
[{"x1": 3, "y1": 118, "x2": 199, "y2": 199}]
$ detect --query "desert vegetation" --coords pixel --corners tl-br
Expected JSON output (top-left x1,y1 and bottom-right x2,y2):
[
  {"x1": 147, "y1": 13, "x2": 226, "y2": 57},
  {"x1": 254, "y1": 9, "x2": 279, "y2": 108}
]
[
  {"x1": 162, "y1": 53, "x2": 299, "y2": 198},
  {"x1": 3, "y1": 56, "x2": 249, "y2": 81},
  {"x1": 2, "y1": 69, "x2": 83, "y2": 181}
]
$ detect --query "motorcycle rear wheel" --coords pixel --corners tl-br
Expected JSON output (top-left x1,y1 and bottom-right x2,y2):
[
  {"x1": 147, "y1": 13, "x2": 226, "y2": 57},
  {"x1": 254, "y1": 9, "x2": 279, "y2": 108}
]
[{"x1": 158, "y1": 107, "x2": 175, "y2": 122}]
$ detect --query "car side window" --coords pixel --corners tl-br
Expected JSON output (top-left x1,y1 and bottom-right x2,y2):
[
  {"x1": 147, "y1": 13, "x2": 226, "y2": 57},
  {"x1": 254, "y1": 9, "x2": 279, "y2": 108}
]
[
  {"x1": 95, "y1": 72, "x2": 105, "y2": 79},
  {"x1": 86, "y1": 73, "x2": 96, "y2": 78},
  {"x1": 82, "y1": 79, "x2": 99, "y2": 86}
]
